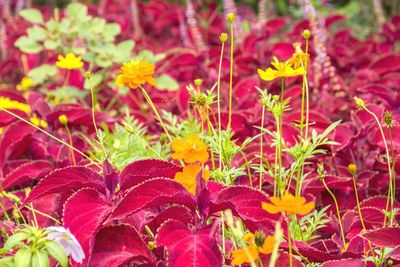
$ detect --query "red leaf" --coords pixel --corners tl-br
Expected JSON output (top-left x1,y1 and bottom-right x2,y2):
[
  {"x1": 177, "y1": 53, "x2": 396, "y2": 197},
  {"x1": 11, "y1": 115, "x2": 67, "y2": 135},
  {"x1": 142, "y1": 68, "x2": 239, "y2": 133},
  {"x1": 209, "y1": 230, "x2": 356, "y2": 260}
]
[
  {"x1": 321, "y1": 258, "x2": 364, "y2": 267},
  {"x1": 0, "y1": 121, "x2": 36, "y2": 167},
  {"x1": 111, "y1": 178, "x2": 195, "y2": 220},
  {"x1": 89, "y1": 224, "x2": 152, "y2": 267},
  {"x1": 22, "y1": 166, "x2": 105, "y2": 206},
  {"x1": 212, "y1": 186, "x2": 275, "y2": 223},
  {"x1": 63, "y1": 188, "x2": 112, "y2": 265},
  {"x1": 156, "y1": 220, "x2": 222, "y2": 267},
  {"x1": 362, "y1": 227, "x2": 400, "y2": 247},
  {"x1": 3, "y1": 160, "x2": 53, "y2": 190},
  {"x1": 389, "y1": 246, "x2": 400, "y2": 261},
  {"x1": 119, "y1": 159, "x2": 181, "y2": 192}
]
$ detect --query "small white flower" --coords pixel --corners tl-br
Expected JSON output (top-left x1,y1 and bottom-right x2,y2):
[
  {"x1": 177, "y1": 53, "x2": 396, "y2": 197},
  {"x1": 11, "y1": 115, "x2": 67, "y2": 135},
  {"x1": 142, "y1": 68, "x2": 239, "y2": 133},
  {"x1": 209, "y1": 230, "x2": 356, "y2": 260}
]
[{"x1": 46, "y1": 226, "x2": 85, "y2": 263}]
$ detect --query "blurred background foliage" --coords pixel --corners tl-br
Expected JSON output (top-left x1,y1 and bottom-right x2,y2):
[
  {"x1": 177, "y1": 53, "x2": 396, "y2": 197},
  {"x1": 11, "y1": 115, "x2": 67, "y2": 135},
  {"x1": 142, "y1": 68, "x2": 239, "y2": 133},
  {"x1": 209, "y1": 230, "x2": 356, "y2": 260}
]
[{"x1": 25, "y1": 0, "x2": 400, "y2": 38}]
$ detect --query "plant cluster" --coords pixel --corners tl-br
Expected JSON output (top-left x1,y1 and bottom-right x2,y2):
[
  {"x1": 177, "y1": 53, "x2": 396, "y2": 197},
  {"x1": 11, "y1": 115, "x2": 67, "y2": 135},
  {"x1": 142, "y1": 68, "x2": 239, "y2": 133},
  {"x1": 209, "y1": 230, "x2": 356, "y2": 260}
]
[{"x1": 0, "y1": 0, "x2": 399, "y2": 267}]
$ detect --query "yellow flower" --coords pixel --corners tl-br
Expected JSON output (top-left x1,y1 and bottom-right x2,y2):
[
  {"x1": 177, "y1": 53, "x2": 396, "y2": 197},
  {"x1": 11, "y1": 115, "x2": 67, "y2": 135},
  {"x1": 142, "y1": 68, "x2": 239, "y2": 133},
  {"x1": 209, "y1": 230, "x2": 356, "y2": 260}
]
[
  {"x1": 0, "y1": 128, "x2": 3, "y2": 135},
  {"x1": 262, "y1": 191, "x2": 314, "y2": 216},
  {"x1": 174, "y1": 164, "x2": 201, "y2": 195},
  {"x1": 287, "y1": 43, "x2": 310, "y2": 69},
  {"x1": 29, "y1": 115, "x2": 48, "y2": 128},
  {"x1": 0, "y1": 97, "x2": 30, "y2": 114},
  {"x1": 56, "y1": 53, "x2": 83, "y2": 70},
  {"x1": 171, "y1": 134, "x2": 209, "y2": 164},
  {"x1": 17, "y1": 77, "x2": 34, "y2": 91},
  {"x1": 58, "y1": 114, "x2": 68, "y2": 125},
  {"x1": 257, "y1": 56, "x2": 305, "y2": 81},
  {"x1": 231, "y1": 232, "x2": 275, "y2": 265},
  {"x1": 115, "y1": 59, "x2": 156, "y2": 89}
]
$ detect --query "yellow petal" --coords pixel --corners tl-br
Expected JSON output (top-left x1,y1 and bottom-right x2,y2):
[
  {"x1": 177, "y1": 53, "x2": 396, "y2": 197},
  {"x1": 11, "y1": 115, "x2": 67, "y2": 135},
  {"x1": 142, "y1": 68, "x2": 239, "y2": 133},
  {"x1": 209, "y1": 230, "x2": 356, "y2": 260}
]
[{"x1": 261, "y1": 202, "x2": 283, "y2": 214}]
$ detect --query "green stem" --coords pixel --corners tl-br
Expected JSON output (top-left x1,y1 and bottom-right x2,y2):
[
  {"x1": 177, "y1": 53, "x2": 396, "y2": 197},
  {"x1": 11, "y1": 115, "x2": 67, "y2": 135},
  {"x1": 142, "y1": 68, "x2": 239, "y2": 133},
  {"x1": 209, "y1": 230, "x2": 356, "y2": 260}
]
[
  {"x1": 364, "y1": 107, "x2": 393, "y2": 226},
  {"x1": 140, "y1": 86, "x2": 172, "y2": 143},
  {"x1": 227, "y1": 21, "x2": 234, "y2": 131},
  {"x1": 259, "y1": 104, "x2": 266, "y2": 190},
  {"x1": 322, "y1": 179, "x2": 347, "y2": 250},
  {"x1": 217, "y1": 42, "x2": 225, "y2": 169},
  {"x1": 64, "y1": 123, "x2": 77, "y2": 166}
]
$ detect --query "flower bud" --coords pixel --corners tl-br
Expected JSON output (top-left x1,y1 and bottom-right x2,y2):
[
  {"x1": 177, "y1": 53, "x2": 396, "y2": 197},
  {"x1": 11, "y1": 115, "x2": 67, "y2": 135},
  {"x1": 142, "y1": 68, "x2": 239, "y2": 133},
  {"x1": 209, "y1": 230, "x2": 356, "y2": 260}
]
[
  {"x1": 58, "y1": 114, "x2": 68, "y2": 125},
  {"x1": 347, "y1": 163, "x2": 357, "y2": 175},
  {"x1": 194, "y1": 79, "x2": 203, "y2": 87},
  {"x1": 383, "y1": 111, "x2": 393, "y2": 128},
  {"x1": 226, "y1": 13, "x2": 235, "y2": 23},
  {"x1": 354, "y1": 97, "x2": 366, "y2": 109},
  {"x1": 302, "y1": 29, "x2": 311, "y2": 39},
  {"x1": 84, "y1": 71, "x2": 92, "y2": 79},
  {"x1": 219, "y1": 33, "x2": 228, "y2": 42},
  {"x1": 148, "y1": 241, "x2": 155, "y2": 250}
]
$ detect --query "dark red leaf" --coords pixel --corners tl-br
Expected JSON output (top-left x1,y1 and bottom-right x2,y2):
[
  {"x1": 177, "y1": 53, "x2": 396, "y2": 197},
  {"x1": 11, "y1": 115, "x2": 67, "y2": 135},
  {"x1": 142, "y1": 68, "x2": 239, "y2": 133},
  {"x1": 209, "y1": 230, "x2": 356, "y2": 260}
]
[
  {"x1": 89, "y1": 224, "x2": 153, "y2": 267},
  {"x1": 362, "y1": 227, "x2": 400, "y2": 247}
]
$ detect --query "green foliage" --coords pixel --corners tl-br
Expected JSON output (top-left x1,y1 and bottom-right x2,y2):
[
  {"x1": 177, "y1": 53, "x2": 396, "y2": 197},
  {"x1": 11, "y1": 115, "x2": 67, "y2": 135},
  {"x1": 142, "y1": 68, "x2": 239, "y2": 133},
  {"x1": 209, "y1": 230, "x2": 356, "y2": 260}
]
[
  {"x1": 15, "y1": 2, "x2": 135, "y2": 67},
  {"x1": 0, "y1": 225, "x2": 68, "y2": 267},
  {"x1": 291, "y1": 206, "x2": 330, "y2": 242},
  {"x1": 162, "y1": 111, "x2": 202, "y2": 138},
  {"x1": 86, "y1": 113, "x2": 168, "y2": 170},
  {"x1": 40, "y1": 86, "x2": 88, "y2": 104},
  {"x1": 156, "y1": 74, "x2": 180, "y2": 91}
]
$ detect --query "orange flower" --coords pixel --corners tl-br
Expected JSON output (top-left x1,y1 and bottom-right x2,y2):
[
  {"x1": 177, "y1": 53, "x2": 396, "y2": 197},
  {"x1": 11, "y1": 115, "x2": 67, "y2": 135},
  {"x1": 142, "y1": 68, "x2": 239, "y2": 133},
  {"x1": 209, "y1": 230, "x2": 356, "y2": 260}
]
[
  {"x1": 262, "y1": 191, "x2": 314, "y2": 216},
  {"x1": 115, "y1": 59, "x2": 156, "y2": 89},
  {"x1": 231, "y1": 231, "x2": 275, "y2": 265},
  {"x1": 174, "y1": 164, "x2": 199, "y2": 195},
  {"x1": 171, "y1": 135, "x2": 209, "y2": 164}
]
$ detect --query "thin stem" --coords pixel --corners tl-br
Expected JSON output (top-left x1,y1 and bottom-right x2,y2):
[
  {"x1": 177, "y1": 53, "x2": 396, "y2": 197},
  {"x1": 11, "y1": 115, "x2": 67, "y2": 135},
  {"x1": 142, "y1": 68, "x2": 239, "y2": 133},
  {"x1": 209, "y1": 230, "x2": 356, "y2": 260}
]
[
  {"x1": 259, "y1": 104, "x2": 266, "y2": 190},
  {"x1": 322, "y1": 179, "x2": 347, "y2": 250},
  {"x1": 277, "y1": 78, "x2": 285, "y2": 196},
  {"x1": 227, "y1": 21, "x2": 234, "y2": 131},
  {"x1": 64, "y1": 123, "x2": 77, "y2": 166},
  {"x1": 217, "y1": 42, "x2": 225, "y2": 169},
  {"x1": 364, "y1": 107, "x2": 393, "y2": 226},
  {"x1": 221, "y1": 212, "x2": 226, "y2": 257},
  {"x1": 287, "y1": 217, "x2": 293, "y2": 267},
  {"x1": 140, "y1": 86, "x2": 172, "y2": 143},
  {"x1": 351, "y1": 174, "x2": 375, "y2": 257},
  {"x1": 0, "y1": 107, "x2": 101, "y2": 169},
  {"x1": 240, "y1": 151, "x2": 253, "y2": 188},
  {"x1": 24, "y1": 206, "x2": 60, "y2": 225}
]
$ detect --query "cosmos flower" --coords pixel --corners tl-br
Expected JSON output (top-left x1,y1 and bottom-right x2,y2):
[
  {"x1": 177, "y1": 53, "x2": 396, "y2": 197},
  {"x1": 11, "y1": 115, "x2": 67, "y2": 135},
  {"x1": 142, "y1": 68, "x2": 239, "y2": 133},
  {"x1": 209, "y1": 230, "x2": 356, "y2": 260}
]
[
  {"x1": 231, "y1": 231, "x2": 275, "y2": 265},
  {"x1": 257, "y1": 56, "x2": 305, "y2": 81},
  {"x1": 171, "y1": 134, "x2": 209, "y2": 164},
  {"x1": 56, "y1": 53, "x2": 84, "y2": 70},
  {"x1": 17, "y1": 77, "x2": 34, "y2": 91},
  {"x1": 115, "y1": 59, "x2": 156, "y2": 89},
  {"x1": 46, "y1": 226, "x2": 85, "y2": 264},
  {"x1": 262, "y1": 191, "x2": 315, "y2": 216},
  {"x1": 0, "y1": 97, "x2": 31, "y2": 114}
]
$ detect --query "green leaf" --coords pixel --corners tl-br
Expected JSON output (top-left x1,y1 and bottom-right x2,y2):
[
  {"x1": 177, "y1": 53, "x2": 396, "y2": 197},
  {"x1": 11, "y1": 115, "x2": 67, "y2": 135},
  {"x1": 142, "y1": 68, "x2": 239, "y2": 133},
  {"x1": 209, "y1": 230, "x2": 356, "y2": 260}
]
[
  {"x1": 155, "y1": 74, "x2": 179, "y2": 91},
  {"x1": 66, "y1": 2, "x2": 88, "y2": 19},
  {"x1": 43, "y1": 39, "x2": 59, "y2": 50},
  {"x1": 0, "y1": 256, "x2": 14, "y2": 267},
  {"x1": 40, "y1": 86, "x2": 88, "y2": 103},
  {"x1": 103, "y1": 23, "x2": 121, "y2": 42},
  {"x1": 14, "y1": 36, "x2": 43, "y2": 54},
  {"x1": 45, "y1": 241, "x2": 68, "y2": 267},
  {"x1": 84, "y1": 73, "x2": 103, "y2": 89},
  {"x1": 14, "y1": 247, "x2": 32, "y2": 267},
  {"x1": 28, "y1": 64, "x2": 57, "y2": 84},
  {"x1": 114, "y1": 40, "x2": 135, "y2": 63},
  {"x1": 136, "y1": 50, "x2": 166, "y2": 64},
  {"x1": 19, "y1": 9, "x2": 43, "y2": 24},
  {"x1": 27, "y1": 26, "x2": 47, "y2": 41},
  {"x1": 31, "y1": 251, "x2": 50, "y2": 267},
  {"x1": 3, "y1": 232, "x2": 27, "y2": 250}
]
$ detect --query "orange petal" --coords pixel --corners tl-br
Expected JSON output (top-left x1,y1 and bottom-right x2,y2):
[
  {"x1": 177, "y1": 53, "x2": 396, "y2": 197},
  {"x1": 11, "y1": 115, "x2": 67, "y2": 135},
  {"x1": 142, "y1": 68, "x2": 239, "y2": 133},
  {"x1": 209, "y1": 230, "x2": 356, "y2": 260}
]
[
  {"x1": 231, "y1": 245, "x2": 259, "y2": 265},
  {"x1": 259, "y1": 236, "x2": 275, "y2": 255},
  {"x1": 261, "y1": 202, "x2": 283, "y2": 214}
]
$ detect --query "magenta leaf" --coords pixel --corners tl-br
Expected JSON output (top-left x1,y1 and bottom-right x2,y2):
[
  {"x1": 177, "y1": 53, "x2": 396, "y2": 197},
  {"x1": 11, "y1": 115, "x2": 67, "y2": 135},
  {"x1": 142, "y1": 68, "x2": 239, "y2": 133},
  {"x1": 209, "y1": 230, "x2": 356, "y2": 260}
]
[
  {"x1": 22, "y1": 166, "x2": 105, "y2": 206},
  {"x1": 119, "y1": 159, "x2": 181, "y2": 191},
  {"x1": 89, "y1": 224, "x2": 153, "y2": 267},
  {"x1": 63, "y1": 188, "x2": 112, "y2": 265},
  {"x1": 388, "y1": 246, "x2": 400, "y2": 261},
  {"x1": 111, "y1": 178, "x2": 195, "y2": 220},
  {"x1": 321, "y1": 258, "x2": 364, "y2": 267},
  {"x1": 211, "y1": 186, "x2": 277, "y2": 223},
  {"x1": 0, "y1": 121, "x2": 36, "y2": 168},
  {"x1": 156, "y1": 220, "x2": 222, "y2": 267},
  {"x1": 362, "y1": 227, "x2": 400, "y2": 247},
  {"x1": 3, "y1": 160, "x2": 53, "y2": 190}
]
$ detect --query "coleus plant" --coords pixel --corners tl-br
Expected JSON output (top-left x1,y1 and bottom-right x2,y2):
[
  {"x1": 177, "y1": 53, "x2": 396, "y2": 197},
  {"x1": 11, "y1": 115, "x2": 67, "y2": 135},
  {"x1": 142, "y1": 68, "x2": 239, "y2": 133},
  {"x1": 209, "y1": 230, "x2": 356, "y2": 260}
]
[{"x1": 20, "y1": 159, "x2": 286, "y2": 266}]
